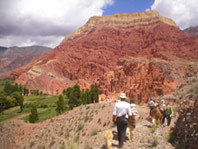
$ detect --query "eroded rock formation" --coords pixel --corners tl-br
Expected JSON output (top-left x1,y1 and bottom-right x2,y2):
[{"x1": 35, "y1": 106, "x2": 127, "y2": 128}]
[{"x1": 9, "y1": 11, "x2": 198, "y2": 102}]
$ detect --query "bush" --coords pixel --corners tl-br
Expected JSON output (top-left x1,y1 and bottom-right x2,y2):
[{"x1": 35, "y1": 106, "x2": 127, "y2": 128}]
[
  {"x1": 90, "y1": 127, "x2": 100, "y2": 136},
  {"x1": 6, "y1": 96, "x2": 17, "y2": 107},
  {"x1": 29, "y1": 106, "x2": 39, "y2": 123}
]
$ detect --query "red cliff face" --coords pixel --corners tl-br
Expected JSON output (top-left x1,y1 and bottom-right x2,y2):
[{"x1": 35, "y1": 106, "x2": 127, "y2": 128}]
[
  {"x1": 96, "y1": 57, "x2": 198, "y2": 102},
  {"x1": 10, "y1": 11, "x2": 198, "y2": 102}
]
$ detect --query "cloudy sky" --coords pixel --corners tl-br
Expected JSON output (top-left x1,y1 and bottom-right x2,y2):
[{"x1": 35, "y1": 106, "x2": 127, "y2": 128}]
[{"x1": 0, "y1": 0, "x2": 198, "y2": 48}]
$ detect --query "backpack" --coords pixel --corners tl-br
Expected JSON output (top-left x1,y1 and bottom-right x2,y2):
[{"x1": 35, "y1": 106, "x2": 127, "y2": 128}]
[{"x1": 167, "y1": 105, "x2": 172, "y2": 115}]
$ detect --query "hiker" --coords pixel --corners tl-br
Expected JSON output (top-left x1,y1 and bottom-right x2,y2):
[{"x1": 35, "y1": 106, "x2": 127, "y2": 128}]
[
  {"x1": 130, "y1": 98, "x2": 138, "y2": 118},
  {"x1": 130, "y1": 98, "x2": 138, "y2": 130},
  {"x1": 162, "y1": 102, "x2": 172, "y2": 126},
  {"x1": 148, "y1": 98, "x2": 155, "y2": 110},
  {"x1": 166, "y1": 102, "x2": 172, "y2": 126},
  {"x1": 161, "y1": 99, "x2": 166, "y2": 124},
  {"x1": 112, "y1": 93, "x2": 132, "y2": 148}
]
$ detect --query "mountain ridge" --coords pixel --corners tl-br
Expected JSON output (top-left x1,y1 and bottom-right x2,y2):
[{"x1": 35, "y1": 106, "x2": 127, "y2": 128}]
[
  {"x1": 63, "y1": 10, "x2": 177, "y2": 41},
  {"x1": 0, "y1": 45, "x2": 52, "y2": 78},
  {"x1": 9, "y1": 11, "x2": 198, "y2": 102}
]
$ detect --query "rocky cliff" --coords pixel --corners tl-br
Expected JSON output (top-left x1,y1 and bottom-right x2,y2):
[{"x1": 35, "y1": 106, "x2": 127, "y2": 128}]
[
  {"x1": 171, "y1": 99, "x2": 198, "y2": 149},
  {"x1": 10, "y1": 10, "x2": 198, "y2": 102}
]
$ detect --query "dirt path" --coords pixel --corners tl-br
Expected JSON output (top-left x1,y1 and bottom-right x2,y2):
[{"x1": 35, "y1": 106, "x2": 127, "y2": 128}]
[
  {"x1": 0, "y1": 113, "x2": 29, "y2": 125},
  {"x1": 98, "y1": 105, "x2": 176, "y2": 149}
]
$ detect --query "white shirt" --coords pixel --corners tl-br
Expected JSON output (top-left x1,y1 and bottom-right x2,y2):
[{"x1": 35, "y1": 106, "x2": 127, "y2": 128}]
[
  {"x1": 130, "y1": 103, "x2": 138, "y2": 116},
  {"x1": 113, "y1": 101, "x2": 132, "y2": 118},
  {"x1": 148, "y1": 100, "x2": 155, "y2": 107}
]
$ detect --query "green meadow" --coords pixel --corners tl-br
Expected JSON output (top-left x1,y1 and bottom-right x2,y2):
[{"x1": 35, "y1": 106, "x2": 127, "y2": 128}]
[
  {"x1": 0, "y1": 95, "x2": 67, "y2": 124},
  {"x1": 0, "y1": 79, "x2": 98, "y2": 125}
]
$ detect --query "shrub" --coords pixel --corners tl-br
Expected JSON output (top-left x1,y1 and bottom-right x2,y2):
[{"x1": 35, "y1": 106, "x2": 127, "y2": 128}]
[
  {"x1": 166, "y1": 130, "x2": 173, "y2": 142},
  {"x1": 29, "y1": 106, "x2": 39, "y2": 123},
  {"x1": 49, "y1": 140, "x2": 55, "y2": 147},
  {"x1": 149, "y1": 126, "x2": 157, "y2": 133},
  {"x1": 29, "y1": 142, "x2": 35, "y2": 148},
  {"x1": 146, "y1": 136, "x2": 159, "y2": 147},
  {"x1": 65, "y1": 136, "x2": 79, "y2": 149},
  {"x1": 97, "y1": 118, "x2": 101, "y2": 125},
  {"x1": 76, "y1": 124, "x2": 84, "y2": 132},
  {"x1": 90, "y1": 127, "x2": 100, "y2": 136},
  {"x1": 150, "y1": 136, "x2": 159, "y2": 147}
]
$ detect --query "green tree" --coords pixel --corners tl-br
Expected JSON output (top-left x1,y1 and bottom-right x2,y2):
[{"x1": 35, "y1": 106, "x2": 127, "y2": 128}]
[
  {"x1": 11, "y1": 92, "x2": 21, "y2": 103},
  {"x1": 36, "y1": 89, "x2": 39, "y2": 96},
  {"x1": 39, "y1": 91, "x2": 43, "y2": 96},
  {"x1": 66, "y1": 87, "x2": 74, "y2": 109},
  {"x1": 85, "y1": 88, "x2": 91, "y2": 104},
  {"x1": 26, "y1": 88, "x2": 29, "y2": 96},
  {"x1": 56, "y1": 95, "x2": 65, "y2": 114},
  {"x1": 11, "y1": 92, "x2": 24, "y2": 112},
  {"x1": 6, "y1": 96, "x2": 17, "y2": 107},
  {"x1": 4, "y1": 82, "x2": 12, "y2": 95},
  {"x1": 13, "y1": 83, "x2": 19, "y2": 92},
  {"x1": 90, "y1": 84, "x2": 99, "y2": 103},
  {"x1": 62, "y1": 89, "x2": 66, "y2": 96},
  {"x1": 23, "y1": 88, "x2": 26, "y2": 96},
  {"x1": 0, "y1": 93, "x2": 7, "y2": 112},
  {"x1": 18, "y1": 85, "x2": 23, "y2": 93},
  {"x1": 29, "y1": 106, "x2": 39, "y2": 123},
  {"x1": 73, "y1": 84, "x2": 81, "y2": 106},
  {"x1": 18, "y1": 95, "x2": 24, "y2": 112},
  {"x1": 81, "y1": 89, "x2": 86, "y2": 105},
  {"x1": 66, "y1": 87, "x2": 73, "y2": 99}
]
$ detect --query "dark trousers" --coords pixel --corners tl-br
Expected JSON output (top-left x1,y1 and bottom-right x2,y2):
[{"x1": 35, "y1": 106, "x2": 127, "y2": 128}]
[
  {"x1": 162, "y1": 110, "x2": 171, "y2": 126},
  {"x1": 167, "y1": 115, "x2": 171, "y2": 126},
  {"x1": 116, "y1": 117, "x2": 128, "y2": 146},
  {"x1": 162, "y1": 110, "x2": 166, "y2": 124}
]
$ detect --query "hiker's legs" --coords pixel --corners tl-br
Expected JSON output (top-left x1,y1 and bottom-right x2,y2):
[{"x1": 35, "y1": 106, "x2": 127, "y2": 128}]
[
  {"x1": 162, "y1": 111, "x2": 166, "y2": 124},
  {"x1": 117, "y1": 117, "x2": 128, "y2": 146},
  {"x1": 167, "y1": 115, "x2": 171, "y2": 126},
  {"x1": 117, "y1": 121, "x2": 121, "y2": 144}
]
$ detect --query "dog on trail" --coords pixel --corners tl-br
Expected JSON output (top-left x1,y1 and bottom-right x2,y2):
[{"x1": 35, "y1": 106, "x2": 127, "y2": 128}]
[
  {"x1": 104, "y1": 130, "x2": 113, "y2": 149},
  {"x1": 150, "y1": 107, "x2": 163, "y2": 126}
]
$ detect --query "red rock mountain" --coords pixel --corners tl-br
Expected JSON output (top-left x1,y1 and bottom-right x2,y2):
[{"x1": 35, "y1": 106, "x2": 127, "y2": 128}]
[
  {"x1": 0, "y1": 46, "x2": 52, "y2": 78},
  {"x1": 10, "y1": 11, "x2": 198, "y2": 102}
]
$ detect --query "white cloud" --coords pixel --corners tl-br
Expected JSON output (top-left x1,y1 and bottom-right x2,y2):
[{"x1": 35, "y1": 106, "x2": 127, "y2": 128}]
[
  {"x1": 0, "y1": 0, "x2": 113, "y2": 48},
  {"x1": 151, "y1": 0, "x2": 198, "y2": 29}
]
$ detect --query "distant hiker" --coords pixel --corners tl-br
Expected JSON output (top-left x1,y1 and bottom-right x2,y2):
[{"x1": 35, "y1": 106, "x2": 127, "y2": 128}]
[
  {"x1": 130, "y1": 99, "x2": 138, "y2": 117},
  {"x1": 112, "y1": 93, "x2": 132, "y2": 148},
  {"x1": 162, "y1": 102, "x2": 172, "y2": 126},
  {"x1": 148, "y1": 98, "x2": 155, "y2": 110},
  {"x1": 166, "y1": 102, "x2": 172, "y2": 126},
  {"x1": 160, "y1": 99, "x2": 166, "y2": 124},
  {"x1": 160, "y1": 99, "x2": 166, "y2": 110}
]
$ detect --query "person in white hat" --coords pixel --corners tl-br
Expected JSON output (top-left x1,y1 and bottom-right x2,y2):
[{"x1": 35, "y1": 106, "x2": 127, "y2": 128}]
[{"x1": 112, "y1": 93, "x2": 132, "y2": 148}]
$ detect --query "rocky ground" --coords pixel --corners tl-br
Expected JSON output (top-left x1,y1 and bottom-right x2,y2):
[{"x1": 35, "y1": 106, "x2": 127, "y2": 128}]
[{"x1": 0, "y1": 102, "x2": 177, "y2": 149}]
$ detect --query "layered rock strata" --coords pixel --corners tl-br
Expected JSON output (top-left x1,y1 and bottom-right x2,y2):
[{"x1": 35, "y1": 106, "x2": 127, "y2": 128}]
[{"x1": 9, "y1": 11, "x2": 198, "y2": 102}]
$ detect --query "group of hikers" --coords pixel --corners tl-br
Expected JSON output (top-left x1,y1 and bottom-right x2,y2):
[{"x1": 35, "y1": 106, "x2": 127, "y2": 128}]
[
  {"x1": 148, "y1": 98, "x2": 172, "y2": 126},
  {"x1": 112, "y1": 93, "x2": 172, "y2": 148}
]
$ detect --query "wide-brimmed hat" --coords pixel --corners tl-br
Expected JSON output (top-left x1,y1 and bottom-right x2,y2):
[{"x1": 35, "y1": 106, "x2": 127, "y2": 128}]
[{"x1": 120, "y1": 93, "x2": 127, "y2": 99}]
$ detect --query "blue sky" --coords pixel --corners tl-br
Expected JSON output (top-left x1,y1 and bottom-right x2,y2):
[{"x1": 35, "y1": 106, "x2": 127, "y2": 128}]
[
  {"x1": 103, "y1": 0, "x2": 154, "y2": 15},
  {"x1": 0, "y1": 0, "x2": 197, "y2": 48}
]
